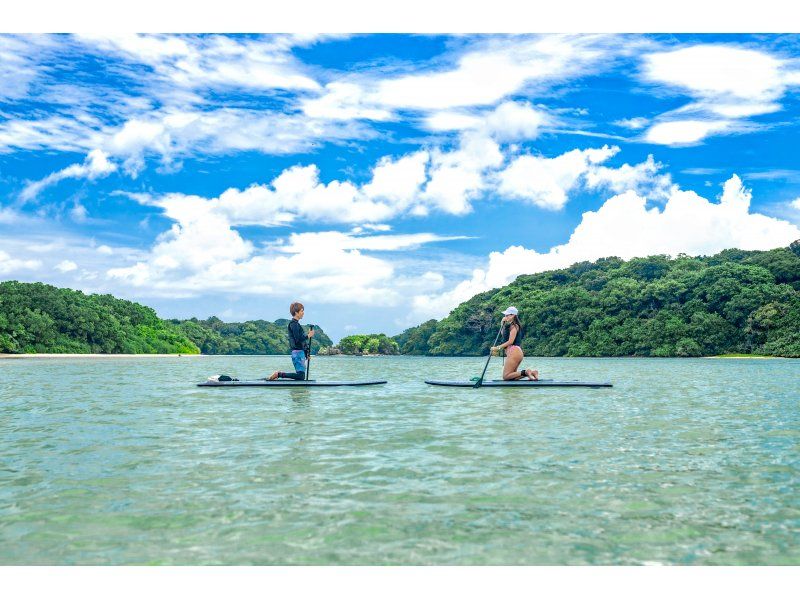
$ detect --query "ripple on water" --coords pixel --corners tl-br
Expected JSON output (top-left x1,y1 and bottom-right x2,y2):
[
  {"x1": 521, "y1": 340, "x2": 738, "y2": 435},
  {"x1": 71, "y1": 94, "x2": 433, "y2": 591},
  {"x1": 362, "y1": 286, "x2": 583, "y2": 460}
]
[{"x1": 0, "y1": 356, "x2": 798, "y2": 564}]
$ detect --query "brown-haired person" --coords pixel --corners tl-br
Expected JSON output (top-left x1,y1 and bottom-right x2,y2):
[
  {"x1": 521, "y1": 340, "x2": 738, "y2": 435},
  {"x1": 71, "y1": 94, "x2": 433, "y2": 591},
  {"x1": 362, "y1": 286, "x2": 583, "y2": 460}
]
[
  {"x1": 491, "y1": 306, "x2": 538, "y2": 381},
  {"x1": 267, "y1": 302, "x2": 315, "y2": 381}
]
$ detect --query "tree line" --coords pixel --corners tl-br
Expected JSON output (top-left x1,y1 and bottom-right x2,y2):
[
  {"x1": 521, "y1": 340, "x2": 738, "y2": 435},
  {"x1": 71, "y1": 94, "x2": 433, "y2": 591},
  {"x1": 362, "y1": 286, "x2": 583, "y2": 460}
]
[
  {"x1": 0, "y1": 281, "x2": 334, "y2": 355},
  {"x1": 392, "y1": 242, "x2": 800, "y2": 358},
  {"x1": 321, "y1": 333, "x2": 400, "y2": 355},
  {"x1": 3, "y1": 242, "x2": 798, "y2": 357},
  {"x1": 171, "y1": 316, "x2": 333, "y2": 355},
  {"x1": 0, "y1": 281, "x2": 199, "y2": 354}
]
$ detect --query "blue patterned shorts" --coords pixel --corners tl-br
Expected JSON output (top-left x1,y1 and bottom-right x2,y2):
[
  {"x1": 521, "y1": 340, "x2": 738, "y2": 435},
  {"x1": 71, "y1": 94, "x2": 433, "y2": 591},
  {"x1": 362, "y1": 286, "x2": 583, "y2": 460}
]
[{"x1": 291, "y1": 350, "x2": 307, "y2": 373}]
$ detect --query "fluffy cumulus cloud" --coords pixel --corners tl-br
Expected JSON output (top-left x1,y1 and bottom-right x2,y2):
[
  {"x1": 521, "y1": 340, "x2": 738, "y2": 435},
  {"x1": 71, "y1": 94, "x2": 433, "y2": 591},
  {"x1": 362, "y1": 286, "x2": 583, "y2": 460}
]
[
  {"x1": 495, "y1": 145, "x2": 674, "y2": 210},
  {"x1": 640, "y1": 44, "x2": 800, "y2": 145},
  {"x1": 102, "y1": 138, "x2": 689, "y2": 308},
  {"x1": 106, "y1": 220, "x2": 450, "y2": 303},
  {"x1": 149, "y1": 156, "x2": 428, "y2": 228},
  {"x1": 412, "y1": 175, "x2": 800, "y2": 320},
  {"x1": 125, "y1": 139, "x2": 673, "y2": 231},
  {"x1": 497, "y1": 146, "x2": 620, "y2": 209}
]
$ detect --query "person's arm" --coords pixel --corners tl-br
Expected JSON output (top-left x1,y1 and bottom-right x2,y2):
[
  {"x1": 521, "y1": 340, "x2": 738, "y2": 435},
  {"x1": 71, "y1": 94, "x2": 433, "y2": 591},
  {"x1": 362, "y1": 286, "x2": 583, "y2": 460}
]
[
  {"x1": 289, "y1": 320, "x2": 307, "y2": 349},
  {"x1": 493, "y1": 325, "x2": 516, "y2": 351}
]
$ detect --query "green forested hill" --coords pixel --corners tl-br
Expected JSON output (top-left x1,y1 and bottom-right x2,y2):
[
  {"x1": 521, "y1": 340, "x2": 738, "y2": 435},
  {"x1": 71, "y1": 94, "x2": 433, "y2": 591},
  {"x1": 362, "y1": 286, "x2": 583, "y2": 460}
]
[
  {"x1": 0, "y1": 281, "x2": 199, "y2": 354},
  {"x1": 0, "y1": 281, "x2": 334, "y2": 355},
  {"x1": 394, "y1": 243, "x2": 800, "y2": 358},
  {"x1": 172, "y1": 316, "x2": 333, "y2": 355}
]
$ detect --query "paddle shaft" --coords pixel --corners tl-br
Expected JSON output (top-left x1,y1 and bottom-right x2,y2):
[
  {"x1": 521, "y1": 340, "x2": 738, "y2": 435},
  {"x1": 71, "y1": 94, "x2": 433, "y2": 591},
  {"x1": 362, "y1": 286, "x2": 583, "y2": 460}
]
[
  {"x1": 474, "y1": 321, "x2": 505, "y2": 387},
  {"x1": 305, "y1": 325, "x2": 314, "y2": 381}
]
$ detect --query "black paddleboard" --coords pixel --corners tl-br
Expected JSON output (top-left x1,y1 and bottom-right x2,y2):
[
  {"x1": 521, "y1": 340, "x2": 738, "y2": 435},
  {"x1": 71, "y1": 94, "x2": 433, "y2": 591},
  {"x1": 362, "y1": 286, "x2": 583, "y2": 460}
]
[
  {"x1": 425, "y1": 379, "x2": 612, "y2": 388},
  {"x1": 198, "y1": 379, "x2": 387, "y2": 387}
]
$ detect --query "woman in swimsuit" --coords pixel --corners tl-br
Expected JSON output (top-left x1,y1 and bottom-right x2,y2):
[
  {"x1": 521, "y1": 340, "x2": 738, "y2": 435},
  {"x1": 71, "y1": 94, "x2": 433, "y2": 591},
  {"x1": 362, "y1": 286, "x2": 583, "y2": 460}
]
[{"x1": 491, "y1": 306, "x2": 538, "y2": 381}]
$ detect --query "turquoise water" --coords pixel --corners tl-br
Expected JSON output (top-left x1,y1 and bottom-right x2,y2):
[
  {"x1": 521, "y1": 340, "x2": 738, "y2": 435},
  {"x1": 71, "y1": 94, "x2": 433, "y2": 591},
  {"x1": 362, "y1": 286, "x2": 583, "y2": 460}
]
[{"x1": 1, "y1": 355, "x2": 798, "y2": 565}]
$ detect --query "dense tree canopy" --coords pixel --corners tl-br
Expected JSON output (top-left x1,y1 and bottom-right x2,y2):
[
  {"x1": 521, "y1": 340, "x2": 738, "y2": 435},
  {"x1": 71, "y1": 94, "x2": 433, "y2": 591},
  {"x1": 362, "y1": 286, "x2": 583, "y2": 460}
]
[
  {"x1": 335, "y1": 334, "x2": 399, "y2": 355},
  {"x1": 0, "y1": 281, "x2": 199, "y2": 354},
  {"x1": 172, "y1": 317, "x2": 333, "y2": 355},
  {"x1": 0, "y1": 281, "x2": 334, "y2": 355},
  {"x1": 393, "y1": 244, "x2": 800, "y2": 358}
]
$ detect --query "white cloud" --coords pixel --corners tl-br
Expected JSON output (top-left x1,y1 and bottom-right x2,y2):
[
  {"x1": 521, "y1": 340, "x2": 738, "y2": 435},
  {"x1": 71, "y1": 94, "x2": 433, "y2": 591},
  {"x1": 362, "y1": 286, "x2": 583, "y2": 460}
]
[
  {"x1": 644, "y1": 119, "x2": 732, "y2": 146},
  {"x1": 361, "y1": 151, "x2": 430, "y2": 207},
  {"x1": 413, "y1": 175, "x2": 800, "y2": 320},
  {"x1": 482, "y1": 101, "x2": 549, "y2": 141},
  {"x1": 644, "y1": 45, "x2": 786, "y2": 101},
  {"x1": 706, "y1": 102, "x2": 781, "y2": 118},
  {"x1": 0, "y1": 34, "x2": 45, "y2": 100},
  {"x1": 76, "y1": 34, "x2": 321, "y2": 92},
  {"x1": 584, "y1": 154, "x2": 673, "y2": 199},
  {"x1": 0, "y1": 250, "x2": 42, "y2": 274},
  {"x1": 0, "y1": 114, "x2": 102, "y2": 154},
  {"x1": 303, "y1": 35, "x2": 621, "y2": 125},
  {"x1": 0, "y1": 206, "x2": 30, "y2": 224},
  {"x1": 1, "y1": 107, "x2": 372, "y2": 178},
  {"x1": 791, "y1": 198, "x2": 800, "y2": 211},
  {"x1": 107, "y1": 223, "x2": 449, "y2": 303},
  {"x1": 145, "y1": 136, "x2": 496, "y2": 228},
  {"x1": 301, "y1": 82, "x2": 393, "y2": 121},
  {"x1": 496, "y1": 145, "x2": 620, "y2": 209},
  {"x1": 374, "y1": 35, "x2": 613, "y2": 111},
  {"x1": 641, "y1": 44, "x2": 800, "y2": 144},
  {"x1": 614, "y1": 117, "x2": 649, "y2": 130},
  {"x1": 103, "y1": 108, "x2": 371, "y2": 176},
  {"x1": 137, "y1": 141, "x2": 667, "y2": 232},
  {"x1": 20, "y1": 149, "x2": 117, "y2": 201},
  {"x1": 55, "y1": 260, "x2": 78, "y2": 272},
  {"x1": 424, "y1": 111, "x2": 483, "y2": 132},
  {"x1": 421, "y1": 131, "x2": 504, "y2": 215}
]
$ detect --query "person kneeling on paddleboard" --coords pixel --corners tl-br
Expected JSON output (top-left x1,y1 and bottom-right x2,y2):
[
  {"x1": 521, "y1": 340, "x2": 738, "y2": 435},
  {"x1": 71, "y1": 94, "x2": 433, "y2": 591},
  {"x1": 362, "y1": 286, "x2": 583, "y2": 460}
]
[
  {"x1": 491, "y1": 306, "x2": 538, "y2": 381},
  {"x1": 267, "y1": 302, "x2": 315, "y2": 381}
]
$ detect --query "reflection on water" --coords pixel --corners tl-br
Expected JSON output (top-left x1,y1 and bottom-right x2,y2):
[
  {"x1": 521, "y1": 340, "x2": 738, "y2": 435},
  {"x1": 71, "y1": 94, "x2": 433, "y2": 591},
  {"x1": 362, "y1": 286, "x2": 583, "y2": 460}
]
[{"x1": 0, "y1": 355, "x2": 798, "y2": 564}]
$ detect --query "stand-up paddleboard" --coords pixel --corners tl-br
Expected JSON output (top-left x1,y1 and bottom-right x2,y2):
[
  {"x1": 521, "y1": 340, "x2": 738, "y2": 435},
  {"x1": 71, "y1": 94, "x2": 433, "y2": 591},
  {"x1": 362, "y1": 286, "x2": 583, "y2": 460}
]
[
  {"x1": 425, "y1": 379, "x2": 612, "y2": 388},
  {"x1": 198, "y1": 379, "x2": 387, "y2": 387}
]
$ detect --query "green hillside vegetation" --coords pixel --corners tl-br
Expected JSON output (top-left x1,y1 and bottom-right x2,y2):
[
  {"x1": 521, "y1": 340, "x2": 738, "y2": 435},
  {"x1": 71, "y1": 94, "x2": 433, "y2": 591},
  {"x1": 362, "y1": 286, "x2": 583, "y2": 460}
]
[
  {"x1": 0, "y1": 281, "x2": 199, "y2": 354},
  {"x1": 393, "y1": 243, "x2": 800, "y2": 358},
  {"x1": 173, "y1": 316, "x2": 333, "y2": 355},
  {"x1": 335, "y1": 333, "x2": 400, "y2": 355}
]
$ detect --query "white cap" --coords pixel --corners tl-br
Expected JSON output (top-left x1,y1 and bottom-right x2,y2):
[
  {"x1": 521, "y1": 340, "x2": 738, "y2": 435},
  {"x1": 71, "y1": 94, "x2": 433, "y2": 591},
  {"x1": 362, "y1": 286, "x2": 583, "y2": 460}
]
[{"x1": 502, "y1": 306, "x2": 518, "y2": 316}]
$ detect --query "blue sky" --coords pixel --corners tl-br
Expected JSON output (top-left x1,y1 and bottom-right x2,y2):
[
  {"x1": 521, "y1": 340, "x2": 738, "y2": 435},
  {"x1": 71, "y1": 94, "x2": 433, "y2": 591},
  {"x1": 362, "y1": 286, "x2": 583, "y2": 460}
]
[{"x1": 1, "y1": 33, "x2": 800, "y2": 340}]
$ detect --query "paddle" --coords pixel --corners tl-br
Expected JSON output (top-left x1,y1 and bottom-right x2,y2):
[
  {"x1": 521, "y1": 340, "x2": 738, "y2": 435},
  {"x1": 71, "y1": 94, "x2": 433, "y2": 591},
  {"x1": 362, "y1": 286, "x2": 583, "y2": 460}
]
[
  {"x1": 305, "y1": 324, "x2": 314, "y2": 381},
  {"x1": 471, "y1": 321, "x2": 505, "y2": 388}
]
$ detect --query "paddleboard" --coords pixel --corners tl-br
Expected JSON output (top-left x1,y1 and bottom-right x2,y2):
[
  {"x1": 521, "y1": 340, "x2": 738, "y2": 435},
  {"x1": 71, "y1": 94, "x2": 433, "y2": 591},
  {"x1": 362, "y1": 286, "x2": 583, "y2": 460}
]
[
  {"x1": 198, "y1": 379, "x2": 387, "y2": 387},
  {"x1": 425, "y1": 379, "x2": 612, "y2": 388}
]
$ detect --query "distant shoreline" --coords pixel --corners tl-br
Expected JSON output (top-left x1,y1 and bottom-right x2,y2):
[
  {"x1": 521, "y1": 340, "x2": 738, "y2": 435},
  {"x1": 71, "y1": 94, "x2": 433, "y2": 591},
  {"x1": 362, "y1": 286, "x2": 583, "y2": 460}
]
[
  {"x1": 0, "y1": 353, "x2": 790, "y2": 360},
  {"x1": 0, "y1": 353, "x2": 204, "y2": 359}
]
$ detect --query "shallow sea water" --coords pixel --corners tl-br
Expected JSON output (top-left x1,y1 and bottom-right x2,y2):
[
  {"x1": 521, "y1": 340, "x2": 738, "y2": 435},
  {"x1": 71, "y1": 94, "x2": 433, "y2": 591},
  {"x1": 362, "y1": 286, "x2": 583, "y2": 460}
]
[{"x1": 1, "y1": 355, "x2": 798, "y2": 564}]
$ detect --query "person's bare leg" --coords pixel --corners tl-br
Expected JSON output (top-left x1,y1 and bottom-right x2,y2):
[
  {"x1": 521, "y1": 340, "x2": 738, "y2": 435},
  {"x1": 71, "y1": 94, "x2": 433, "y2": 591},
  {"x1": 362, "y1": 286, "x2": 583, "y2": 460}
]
[{"x1": 503, "y1": 349, "x2": 524, "y2": 380}]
